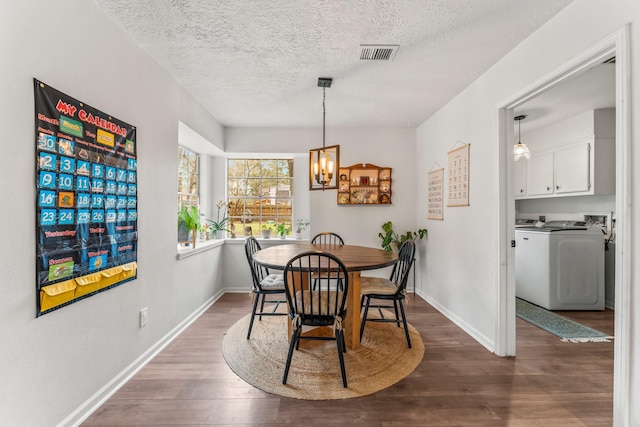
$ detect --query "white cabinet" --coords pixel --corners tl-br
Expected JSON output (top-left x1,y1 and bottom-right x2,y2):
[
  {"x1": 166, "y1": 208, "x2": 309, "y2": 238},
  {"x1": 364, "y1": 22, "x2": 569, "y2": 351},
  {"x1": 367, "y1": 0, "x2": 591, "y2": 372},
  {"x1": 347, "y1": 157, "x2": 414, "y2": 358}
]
[
  {"x1": 516, "y1": 137, "x2": 614, "y2": 199},
  {"x1": 526, "y1": 151, "x2": 554, "y2": 196},
  {"x1": 555, "y1": 142, "x2": 591, "y2": 194},
  {"x1": 513, "y1": 158, "x2": 527, "y2": 197}
]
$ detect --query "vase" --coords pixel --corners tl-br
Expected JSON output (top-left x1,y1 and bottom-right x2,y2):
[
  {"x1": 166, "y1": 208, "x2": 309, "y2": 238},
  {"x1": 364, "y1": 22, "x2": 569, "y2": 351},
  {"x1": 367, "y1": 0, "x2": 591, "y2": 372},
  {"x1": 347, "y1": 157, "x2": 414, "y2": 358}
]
[
  {"x1": 178, "y1": 220, "x2": 189, "y2": 243},
  {"x1": 295, "y1": 232, "x2": 302, "y2": 239},
  {"x1": 215, "y1": 230, "x2": 226, "y2": 239},
  {"x1": 261, "y1": 230, "x2": 271, "y2": 239}
]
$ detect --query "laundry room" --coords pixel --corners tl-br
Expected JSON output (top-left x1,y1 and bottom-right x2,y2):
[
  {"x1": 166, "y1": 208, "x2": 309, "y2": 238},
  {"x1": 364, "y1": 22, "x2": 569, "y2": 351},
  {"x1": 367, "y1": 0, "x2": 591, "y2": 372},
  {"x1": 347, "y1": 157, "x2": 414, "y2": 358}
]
[{"x1": 513, "y1": 60, "x2": 616, "y2": 310}]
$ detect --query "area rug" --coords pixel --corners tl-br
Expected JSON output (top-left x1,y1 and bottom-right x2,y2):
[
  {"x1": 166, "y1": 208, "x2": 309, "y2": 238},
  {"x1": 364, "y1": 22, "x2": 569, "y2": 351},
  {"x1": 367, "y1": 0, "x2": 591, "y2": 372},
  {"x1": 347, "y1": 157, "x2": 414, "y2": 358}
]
[
  {"x1": 516, "y1": 298, "x2": 613, "y2": 343},
  {"x1": 222, "y1": 309, "x2": 424, "y2": 400}
]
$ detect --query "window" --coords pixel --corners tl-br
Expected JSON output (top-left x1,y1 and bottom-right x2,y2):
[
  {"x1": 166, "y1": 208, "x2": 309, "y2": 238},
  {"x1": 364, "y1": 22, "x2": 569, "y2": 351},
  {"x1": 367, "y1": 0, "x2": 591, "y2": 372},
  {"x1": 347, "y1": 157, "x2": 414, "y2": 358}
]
[
  {"x1": 227, "y1": 159, "x2": 293, "y2": 237},
  {"x1": 177, "y1": 146, "x2": 199, "y2": 208}
]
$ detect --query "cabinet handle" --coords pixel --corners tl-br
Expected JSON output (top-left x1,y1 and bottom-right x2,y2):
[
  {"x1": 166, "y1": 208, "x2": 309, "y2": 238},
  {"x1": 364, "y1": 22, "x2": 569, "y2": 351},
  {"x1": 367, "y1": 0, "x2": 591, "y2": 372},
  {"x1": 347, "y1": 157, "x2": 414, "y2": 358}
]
[
  {"x1": 546, "y1": 186, "x2": 550, "y2": 191},
  {"x1": 556, "y1": 185, "x2": 560, "y2": 190},
  {"x1": 520, "y1": 189, "x2": 523, "y2": 193}
]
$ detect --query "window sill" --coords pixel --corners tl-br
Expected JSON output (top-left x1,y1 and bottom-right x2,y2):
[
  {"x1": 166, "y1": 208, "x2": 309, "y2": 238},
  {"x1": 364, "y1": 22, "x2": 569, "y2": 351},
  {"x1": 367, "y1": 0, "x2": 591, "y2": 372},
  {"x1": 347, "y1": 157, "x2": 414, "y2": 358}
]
[
  {"x1": 176, "y1": 237, "x2": 310, "y2": 259},
  {"x1": 176, "y1": 239, "x2": 224, "y2": 260}
]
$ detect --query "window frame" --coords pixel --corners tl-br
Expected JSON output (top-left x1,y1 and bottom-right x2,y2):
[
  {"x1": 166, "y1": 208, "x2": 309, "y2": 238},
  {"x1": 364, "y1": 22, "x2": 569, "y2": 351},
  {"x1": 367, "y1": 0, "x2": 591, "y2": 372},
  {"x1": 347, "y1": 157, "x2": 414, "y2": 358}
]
[
  {"x1": 177, "y1": 145, "x2": 200, "y2": 209},
  {"x1": 227, "y1": 158, "x2": 294, "y2": 237}
]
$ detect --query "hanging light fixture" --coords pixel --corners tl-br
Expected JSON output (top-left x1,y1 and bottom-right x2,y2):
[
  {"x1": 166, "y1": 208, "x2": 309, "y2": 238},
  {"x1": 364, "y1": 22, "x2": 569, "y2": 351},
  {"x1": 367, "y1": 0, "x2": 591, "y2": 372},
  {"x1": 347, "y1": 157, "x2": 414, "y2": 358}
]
[
  {"x1": 309, "y1": 78, "x2": 340, "y2": 190},
  {"x1": 513, "y1": 114, "x2": 530, "y2": 161}
]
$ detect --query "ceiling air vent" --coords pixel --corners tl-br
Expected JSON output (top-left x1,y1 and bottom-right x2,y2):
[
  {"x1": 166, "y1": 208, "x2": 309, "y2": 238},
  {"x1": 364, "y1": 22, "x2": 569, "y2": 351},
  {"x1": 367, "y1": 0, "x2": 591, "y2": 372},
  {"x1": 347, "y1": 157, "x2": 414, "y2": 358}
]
[{"x1": 358, "y1": 44, "x2": 399, "y2": 61}]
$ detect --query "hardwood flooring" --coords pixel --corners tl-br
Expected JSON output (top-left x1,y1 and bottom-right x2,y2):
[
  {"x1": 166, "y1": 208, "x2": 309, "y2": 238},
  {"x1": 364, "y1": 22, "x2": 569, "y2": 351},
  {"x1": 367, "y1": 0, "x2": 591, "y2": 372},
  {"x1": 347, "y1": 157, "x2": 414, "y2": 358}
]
[{"x1": 82, "y1": 293, "x2": 614, "y2": 426}]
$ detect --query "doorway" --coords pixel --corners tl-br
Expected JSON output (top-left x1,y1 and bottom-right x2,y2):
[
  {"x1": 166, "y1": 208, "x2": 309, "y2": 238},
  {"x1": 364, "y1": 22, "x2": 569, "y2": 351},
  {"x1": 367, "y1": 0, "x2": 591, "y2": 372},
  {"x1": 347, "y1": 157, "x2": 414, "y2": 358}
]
[{"x1": 498, "y1": 27, "x2": 630, "y2": 425}]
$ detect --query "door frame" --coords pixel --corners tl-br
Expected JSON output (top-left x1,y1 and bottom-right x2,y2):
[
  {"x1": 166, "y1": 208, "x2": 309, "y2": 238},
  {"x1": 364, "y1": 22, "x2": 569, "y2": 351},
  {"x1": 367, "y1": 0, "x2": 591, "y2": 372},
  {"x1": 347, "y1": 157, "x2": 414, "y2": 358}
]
[{"x1": 496, "y1": 26, "x2": 631, "y2": 425}]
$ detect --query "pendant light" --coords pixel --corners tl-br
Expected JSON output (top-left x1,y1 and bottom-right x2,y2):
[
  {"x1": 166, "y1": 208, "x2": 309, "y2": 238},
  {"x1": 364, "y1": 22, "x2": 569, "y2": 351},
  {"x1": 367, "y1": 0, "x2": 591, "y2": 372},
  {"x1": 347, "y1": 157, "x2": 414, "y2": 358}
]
[
  {"x1": 309, "y1": 77, "x2": 340, "y2": 190},
  {"x1": 513, "y1": 114, "x2": 530, "y2": 161}
]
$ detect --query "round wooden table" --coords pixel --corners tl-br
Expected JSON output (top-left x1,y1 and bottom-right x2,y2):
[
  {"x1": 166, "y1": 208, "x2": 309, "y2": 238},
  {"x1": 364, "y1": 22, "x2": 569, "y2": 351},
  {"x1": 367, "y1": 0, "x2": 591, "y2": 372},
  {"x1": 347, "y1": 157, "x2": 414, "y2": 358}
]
[{"x1": 253, "y1": 243, "x2": 398, "y2": 349}]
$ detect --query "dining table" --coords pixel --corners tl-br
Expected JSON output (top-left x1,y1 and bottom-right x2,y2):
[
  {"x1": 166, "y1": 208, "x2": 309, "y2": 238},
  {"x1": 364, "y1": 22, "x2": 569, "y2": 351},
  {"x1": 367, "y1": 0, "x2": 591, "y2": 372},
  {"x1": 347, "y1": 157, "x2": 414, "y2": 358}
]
[{"x1": 252, "y1": 242, "x2": 398, "y2": 349}]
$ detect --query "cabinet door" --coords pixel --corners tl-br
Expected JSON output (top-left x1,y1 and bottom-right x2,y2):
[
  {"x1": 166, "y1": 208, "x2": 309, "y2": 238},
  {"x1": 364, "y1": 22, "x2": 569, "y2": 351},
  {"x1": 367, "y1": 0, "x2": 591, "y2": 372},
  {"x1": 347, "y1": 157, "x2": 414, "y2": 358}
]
[
  {"x1": 513, "y1": 159, "x2": 526, "y2": 197},
  {"x1": 526, "y1": 152, "x2": 554, "y2": 196},
  {"x1": 555, "y1": 142, "x2": 591, "y2": 194}
]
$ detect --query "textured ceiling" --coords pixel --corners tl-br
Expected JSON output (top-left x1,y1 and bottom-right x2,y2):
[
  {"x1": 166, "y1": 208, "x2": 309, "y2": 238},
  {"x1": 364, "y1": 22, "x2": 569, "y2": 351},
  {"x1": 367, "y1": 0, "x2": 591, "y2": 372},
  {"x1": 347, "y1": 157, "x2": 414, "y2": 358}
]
[{"x1": 94, "y1": 0, "x2": 573, "y2": 128}]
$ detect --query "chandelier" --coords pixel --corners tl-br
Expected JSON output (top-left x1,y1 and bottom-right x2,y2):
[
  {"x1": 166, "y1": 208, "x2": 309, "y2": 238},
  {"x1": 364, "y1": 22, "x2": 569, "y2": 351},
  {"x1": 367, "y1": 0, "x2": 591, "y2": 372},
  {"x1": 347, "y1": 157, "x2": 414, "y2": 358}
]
[{"x1": 309, "y1": 77, "x2": 339, "y2": 190}]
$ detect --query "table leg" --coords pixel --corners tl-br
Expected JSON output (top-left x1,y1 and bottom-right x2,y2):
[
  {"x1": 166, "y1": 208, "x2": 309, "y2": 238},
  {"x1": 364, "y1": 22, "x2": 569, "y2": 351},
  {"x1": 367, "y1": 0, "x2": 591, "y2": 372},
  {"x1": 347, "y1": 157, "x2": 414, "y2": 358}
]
[
  {"x1": 344, "y1": 271, "x2": 361, "y2": 350},
  {"x1": 286, "y1": 270, "x2": 361, "y2": 350}
]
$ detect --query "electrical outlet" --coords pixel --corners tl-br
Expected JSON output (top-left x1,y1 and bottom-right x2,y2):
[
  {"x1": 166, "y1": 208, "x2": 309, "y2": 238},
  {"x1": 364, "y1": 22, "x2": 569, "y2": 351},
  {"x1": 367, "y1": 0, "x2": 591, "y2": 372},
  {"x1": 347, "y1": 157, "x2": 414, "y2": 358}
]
[{"x1": 140, "y1": 307, "x2": 148, "y2": 328}]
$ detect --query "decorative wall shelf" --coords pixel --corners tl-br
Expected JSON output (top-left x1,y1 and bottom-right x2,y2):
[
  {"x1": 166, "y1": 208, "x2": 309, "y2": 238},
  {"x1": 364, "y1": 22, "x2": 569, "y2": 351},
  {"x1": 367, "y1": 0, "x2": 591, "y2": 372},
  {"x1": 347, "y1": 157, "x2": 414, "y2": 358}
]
[{"x1": 337, "y1": 163, "x2": 392, "y2": 205}]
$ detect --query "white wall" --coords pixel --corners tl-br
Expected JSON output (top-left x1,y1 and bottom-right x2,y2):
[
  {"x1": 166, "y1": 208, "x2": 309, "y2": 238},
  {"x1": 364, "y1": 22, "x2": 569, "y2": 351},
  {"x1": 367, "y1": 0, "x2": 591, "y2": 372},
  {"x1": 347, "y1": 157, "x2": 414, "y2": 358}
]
[
  {"x1": 415, "y1": 0, "x2": 638, "y2": 424},
  {"x1": 226, "y1": 127, "x2": 418, "y2": 247},
  {"x1": 225, "y1": 127, "x2": 420, "y2": 281},
  {"x1": 0, "y1": 1, "x2": 226, "y2": 424}
]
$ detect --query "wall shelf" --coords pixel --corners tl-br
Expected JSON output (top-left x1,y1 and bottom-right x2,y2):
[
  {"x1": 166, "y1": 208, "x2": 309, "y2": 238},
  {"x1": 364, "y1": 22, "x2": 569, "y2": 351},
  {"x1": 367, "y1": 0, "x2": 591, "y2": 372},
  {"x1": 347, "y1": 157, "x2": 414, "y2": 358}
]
[{"x1": 337, "y1": 163, "x2": 392, "y2": 205}]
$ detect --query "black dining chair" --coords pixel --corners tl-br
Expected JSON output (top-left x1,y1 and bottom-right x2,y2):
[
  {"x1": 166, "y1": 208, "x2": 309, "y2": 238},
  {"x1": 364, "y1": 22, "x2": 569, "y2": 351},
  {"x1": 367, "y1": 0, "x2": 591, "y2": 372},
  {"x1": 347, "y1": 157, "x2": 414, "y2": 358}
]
[
  {"x1": 359, "y1": 240, "x2": 415, "y2": 348},
  {"x1": 282, "y1": 250, "x2": 350, "y2": 387},
  {"x1": 244, "y1": 237, "x2": 287, "y2": 339},
  {"x1": 311, "y1": 232, "x2": 344, "y2": 247},
  {"x1": 310, "y1": 232, "x2": 344, "y2": 290}
]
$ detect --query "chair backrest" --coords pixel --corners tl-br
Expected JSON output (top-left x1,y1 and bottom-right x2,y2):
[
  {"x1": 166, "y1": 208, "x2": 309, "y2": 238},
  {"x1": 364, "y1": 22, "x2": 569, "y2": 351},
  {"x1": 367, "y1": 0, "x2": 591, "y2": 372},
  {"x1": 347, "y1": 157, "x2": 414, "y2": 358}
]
[
  {"x1": 389, "y1": 240, "x2": 416, "y2": 293},
  {"x1": 283, "y1": 251, "x2": 349, "y2": 327},
  {"x1": 311, "y1": 232, "x2": 344, "y2": 247},
  {"x1": 244, "y1": 236, "x2": 270, "y2": 291}
]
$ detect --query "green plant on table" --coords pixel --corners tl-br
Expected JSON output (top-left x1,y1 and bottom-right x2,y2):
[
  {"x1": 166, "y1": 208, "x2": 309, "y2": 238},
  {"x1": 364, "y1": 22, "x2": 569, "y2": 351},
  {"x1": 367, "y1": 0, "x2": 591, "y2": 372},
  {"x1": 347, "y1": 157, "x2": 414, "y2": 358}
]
[{"x1": 378, "y1": 220, "x2": 427, "y2": 252}]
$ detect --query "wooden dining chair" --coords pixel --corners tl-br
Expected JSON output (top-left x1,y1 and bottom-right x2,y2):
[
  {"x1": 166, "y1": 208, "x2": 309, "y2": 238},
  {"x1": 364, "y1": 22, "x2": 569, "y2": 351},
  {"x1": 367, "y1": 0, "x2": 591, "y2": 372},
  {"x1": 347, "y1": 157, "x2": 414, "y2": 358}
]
[
  {"x1": 282, "y1": 250, "x2": 350, "y2": 387},
  {"x1": 359, "y1": 240, "x2": 415, "y2": 348},
  {"x1": 244, "y1": 237, "x2": 287, "y2": 339}
]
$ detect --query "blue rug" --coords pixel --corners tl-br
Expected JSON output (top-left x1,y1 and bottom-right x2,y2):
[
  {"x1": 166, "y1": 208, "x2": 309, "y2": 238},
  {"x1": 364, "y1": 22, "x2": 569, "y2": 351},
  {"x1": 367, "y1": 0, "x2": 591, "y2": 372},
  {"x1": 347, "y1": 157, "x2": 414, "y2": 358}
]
[{"x1": 516, "y1": 298, "x2": 613, "y2": 343}]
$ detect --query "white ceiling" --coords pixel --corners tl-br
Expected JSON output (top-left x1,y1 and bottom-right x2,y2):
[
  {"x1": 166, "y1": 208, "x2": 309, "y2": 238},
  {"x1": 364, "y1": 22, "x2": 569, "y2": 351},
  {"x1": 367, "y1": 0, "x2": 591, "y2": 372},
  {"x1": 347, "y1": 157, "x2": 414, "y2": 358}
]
[
  {"x1": 94, "y1": 0, "x2": 574, "y2": 128},
  {"x1": 514, "y1": 61, "x2": 616, "y2": 134}
]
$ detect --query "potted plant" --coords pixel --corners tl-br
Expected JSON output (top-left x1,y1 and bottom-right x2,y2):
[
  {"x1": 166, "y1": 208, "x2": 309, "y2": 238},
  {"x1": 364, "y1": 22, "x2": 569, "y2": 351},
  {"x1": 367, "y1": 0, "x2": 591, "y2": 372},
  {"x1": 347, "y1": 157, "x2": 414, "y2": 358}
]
[
  {"x1": 378, "y1": 220, "x2": 427, "y2": 252},
  {"x1": 206, "y1": 200, "x2": 230, "y2": 239},
  {"x1": 276, "y1": 222, "x2": 289, "y2": 238},
  {"x1": 295, "y1": 219, "x2": 310, "y2": 239},
  {"x1": 178, "y1": 204, "x2": 202, "y2": 248},
  {"x1": 261, "y1": 223, "x2": 272, "y2": 239}
]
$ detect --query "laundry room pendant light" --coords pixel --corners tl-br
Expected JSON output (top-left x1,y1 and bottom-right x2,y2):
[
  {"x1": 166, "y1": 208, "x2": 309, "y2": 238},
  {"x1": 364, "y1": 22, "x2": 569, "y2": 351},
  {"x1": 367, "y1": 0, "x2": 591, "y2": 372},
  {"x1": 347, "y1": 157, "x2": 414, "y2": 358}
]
[{"x1": 513, "y1": 115, "x2": 530, "y2": 161}]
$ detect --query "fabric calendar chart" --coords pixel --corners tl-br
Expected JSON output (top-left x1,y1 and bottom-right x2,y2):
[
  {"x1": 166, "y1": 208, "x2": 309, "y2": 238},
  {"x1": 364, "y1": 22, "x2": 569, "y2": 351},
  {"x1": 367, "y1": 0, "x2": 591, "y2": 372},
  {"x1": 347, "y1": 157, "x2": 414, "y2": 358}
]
[
  {"x1": 34, "y1": 79, "x2": 138, "y2": 316},
  {"x1": 447, "y1": 143, "x2": 470, "y2": 207}
]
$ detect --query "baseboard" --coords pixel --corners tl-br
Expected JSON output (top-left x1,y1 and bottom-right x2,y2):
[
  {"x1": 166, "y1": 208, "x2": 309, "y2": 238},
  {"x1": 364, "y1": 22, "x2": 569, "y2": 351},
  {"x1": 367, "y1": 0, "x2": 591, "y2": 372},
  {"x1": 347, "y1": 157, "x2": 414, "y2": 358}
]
[
  {"x1": 58, "y1": 290, "x2": 225, "y2": 427},
  {"x1": 415, "y1": 289, "x2": 496, "y2": 353}
]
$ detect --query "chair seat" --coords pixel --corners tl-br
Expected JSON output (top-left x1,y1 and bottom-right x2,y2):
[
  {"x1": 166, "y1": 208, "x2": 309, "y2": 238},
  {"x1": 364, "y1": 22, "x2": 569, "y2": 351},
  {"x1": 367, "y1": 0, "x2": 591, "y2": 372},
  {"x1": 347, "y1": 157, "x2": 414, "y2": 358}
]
[
  {"x1": 260, "y1": 273, "x2": 285, "y2": 289},
  {"x1": 360, "y1": 277, "x2": 399, "y2": 295}
]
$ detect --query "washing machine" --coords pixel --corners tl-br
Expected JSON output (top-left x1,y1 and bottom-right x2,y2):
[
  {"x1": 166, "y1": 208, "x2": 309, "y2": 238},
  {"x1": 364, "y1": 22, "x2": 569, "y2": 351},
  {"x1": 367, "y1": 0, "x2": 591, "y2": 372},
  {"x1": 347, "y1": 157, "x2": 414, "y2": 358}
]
[{"x1": 515, "y1": 220, "x2": 604, "y2": 310}]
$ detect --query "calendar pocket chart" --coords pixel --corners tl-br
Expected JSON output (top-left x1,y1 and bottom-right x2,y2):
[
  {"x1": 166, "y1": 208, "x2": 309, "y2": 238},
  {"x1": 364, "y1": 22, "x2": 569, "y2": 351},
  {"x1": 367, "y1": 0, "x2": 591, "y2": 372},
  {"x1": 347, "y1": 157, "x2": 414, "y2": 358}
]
[{"x1": 34, "y1": 79, "x2": 138, "y2": 316}]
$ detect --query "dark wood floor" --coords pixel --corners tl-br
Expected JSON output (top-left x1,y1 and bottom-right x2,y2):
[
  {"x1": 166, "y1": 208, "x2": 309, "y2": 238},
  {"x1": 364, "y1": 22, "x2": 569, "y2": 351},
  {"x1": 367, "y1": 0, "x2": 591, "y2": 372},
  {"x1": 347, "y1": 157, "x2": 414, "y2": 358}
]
[{"x1": 83, "y1": 293, "x2": 614, "y2": 426}]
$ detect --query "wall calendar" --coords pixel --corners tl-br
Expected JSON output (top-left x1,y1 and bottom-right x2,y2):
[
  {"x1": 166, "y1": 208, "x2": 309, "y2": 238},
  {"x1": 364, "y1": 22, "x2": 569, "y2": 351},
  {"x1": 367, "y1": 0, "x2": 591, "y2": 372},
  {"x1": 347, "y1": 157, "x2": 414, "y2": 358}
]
[
  {"x1": 428, "y1": 168, "x2": 444, "y2": 220},
  {"x1": 447, "y1": 143, "x2": 470, "y2": 207},
  {"x1": 34, "y1": 79, "x2": 138, "y2": 316}
]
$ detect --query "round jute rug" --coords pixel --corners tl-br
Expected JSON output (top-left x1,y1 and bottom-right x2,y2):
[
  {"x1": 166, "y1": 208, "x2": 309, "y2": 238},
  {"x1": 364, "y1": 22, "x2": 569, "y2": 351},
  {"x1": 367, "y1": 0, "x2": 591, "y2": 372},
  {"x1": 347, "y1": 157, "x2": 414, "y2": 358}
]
[{"x1": 222, "y1": 310, "x2": 424, "y2": 400}]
